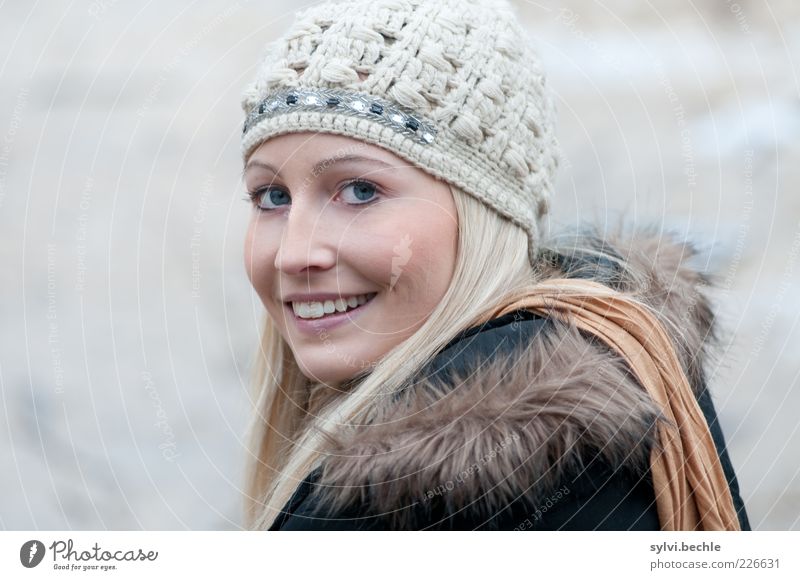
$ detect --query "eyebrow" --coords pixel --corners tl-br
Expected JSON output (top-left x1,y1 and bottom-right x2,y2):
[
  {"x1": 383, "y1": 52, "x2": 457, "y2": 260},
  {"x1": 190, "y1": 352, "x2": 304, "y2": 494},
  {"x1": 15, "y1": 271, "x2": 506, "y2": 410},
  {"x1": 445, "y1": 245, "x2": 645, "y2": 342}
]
[{"x1": 243, "y1": 154, "x2": 398, "y2": 179}]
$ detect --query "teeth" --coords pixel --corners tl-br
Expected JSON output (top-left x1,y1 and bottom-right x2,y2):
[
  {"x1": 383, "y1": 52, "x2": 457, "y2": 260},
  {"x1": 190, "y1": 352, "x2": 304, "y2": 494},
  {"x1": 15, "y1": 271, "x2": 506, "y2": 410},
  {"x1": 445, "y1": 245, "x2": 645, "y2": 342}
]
[{"x1": 291, "y1": 293, "x2": 375, "y2": 319}]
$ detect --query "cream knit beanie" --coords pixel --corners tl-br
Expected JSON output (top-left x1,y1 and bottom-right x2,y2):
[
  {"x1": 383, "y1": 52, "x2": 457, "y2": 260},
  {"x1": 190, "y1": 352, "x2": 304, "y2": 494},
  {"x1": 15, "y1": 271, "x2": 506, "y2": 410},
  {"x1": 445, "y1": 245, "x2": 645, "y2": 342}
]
[{"x1": 240, "y1": 0, "x2": 560, "y2": 266}]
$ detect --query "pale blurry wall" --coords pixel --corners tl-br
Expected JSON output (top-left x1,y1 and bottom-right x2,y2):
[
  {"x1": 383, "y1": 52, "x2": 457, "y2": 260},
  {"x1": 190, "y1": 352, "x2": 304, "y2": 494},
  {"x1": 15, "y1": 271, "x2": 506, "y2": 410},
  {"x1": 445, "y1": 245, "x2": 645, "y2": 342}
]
[{"x1": 0, "y1": 0, "x2": 797, "y2": 530}]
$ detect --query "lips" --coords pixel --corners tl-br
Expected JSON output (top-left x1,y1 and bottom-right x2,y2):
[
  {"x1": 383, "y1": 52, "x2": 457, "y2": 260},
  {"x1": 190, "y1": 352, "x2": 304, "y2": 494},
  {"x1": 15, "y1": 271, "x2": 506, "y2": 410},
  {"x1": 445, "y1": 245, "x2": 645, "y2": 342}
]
[
  {"x1": 284, "y1": 292, "x2": 377, "y2": 334},
  {"x1": 290, "y1": 292, "x2": 378, "y2": 320}
]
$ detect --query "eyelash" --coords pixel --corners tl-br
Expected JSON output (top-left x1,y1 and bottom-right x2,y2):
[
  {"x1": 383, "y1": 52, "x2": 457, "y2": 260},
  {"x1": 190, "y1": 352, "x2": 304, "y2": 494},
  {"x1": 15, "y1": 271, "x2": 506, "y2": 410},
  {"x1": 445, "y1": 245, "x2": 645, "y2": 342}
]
[{"x1": 243, "y1": 179, "x2": 383, "y2": 212}]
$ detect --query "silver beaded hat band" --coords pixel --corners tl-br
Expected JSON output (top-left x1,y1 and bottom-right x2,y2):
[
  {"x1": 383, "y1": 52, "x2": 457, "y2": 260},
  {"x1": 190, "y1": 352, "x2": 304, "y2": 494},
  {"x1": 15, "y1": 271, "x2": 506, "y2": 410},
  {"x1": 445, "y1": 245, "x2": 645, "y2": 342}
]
[{"x1": 242, "y1": 88, "x2": 438, "y2": 147}]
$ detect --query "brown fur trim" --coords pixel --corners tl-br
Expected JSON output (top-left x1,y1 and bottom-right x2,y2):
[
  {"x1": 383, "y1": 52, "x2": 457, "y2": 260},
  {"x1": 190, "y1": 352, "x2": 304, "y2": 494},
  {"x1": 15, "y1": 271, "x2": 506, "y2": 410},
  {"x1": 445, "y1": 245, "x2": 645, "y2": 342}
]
[
  {"x1": 305, "y1": 227, "x2": 719, "y2": 527},
  {"x1": 610, "y1": 227, "x2": 718, "y2": 396}
]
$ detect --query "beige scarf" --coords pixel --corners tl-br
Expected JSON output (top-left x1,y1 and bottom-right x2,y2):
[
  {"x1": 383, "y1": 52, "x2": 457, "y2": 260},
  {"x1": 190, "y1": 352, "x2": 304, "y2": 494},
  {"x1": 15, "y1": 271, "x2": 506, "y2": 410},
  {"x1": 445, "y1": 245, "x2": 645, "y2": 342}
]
[{"x1": 472, "y1": 278, "x2": 740, "y2": 530}]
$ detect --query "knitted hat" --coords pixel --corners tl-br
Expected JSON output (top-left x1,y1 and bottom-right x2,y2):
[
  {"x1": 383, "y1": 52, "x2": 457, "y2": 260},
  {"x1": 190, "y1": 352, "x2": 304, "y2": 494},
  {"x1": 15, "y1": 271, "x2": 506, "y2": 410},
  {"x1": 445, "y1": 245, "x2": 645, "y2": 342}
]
[{"x1": 240, "y1": 0, "x2": 560, "y2": 266}]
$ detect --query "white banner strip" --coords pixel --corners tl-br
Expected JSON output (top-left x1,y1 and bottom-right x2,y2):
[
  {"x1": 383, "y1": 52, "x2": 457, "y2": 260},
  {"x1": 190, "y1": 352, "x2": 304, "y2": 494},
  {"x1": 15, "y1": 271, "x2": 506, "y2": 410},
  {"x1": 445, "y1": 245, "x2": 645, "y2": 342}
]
[{"x1": 1, "y1": 531, "x2": 797, "y2": 579}]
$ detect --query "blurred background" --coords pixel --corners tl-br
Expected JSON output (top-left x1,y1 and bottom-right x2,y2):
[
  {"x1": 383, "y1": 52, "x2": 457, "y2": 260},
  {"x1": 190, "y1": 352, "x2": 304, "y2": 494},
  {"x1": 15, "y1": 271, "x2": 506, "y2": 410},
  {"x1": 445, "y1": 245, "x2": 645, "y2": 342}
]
[{"x1": 1, "y1": 0, "x2": 797, "y2": 530}]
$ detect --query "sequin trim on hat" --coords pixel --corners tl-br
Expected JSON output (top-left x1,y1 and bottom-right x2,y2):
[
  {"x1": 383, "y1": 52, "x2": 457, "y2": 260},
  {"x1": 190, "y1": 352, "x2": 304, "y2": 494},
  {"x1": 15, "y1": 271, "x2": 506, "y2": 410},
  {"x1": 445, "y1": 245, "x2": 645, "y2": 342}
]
[{"x1": 242, "y1": 88, "x2": 438, "y2": 146}]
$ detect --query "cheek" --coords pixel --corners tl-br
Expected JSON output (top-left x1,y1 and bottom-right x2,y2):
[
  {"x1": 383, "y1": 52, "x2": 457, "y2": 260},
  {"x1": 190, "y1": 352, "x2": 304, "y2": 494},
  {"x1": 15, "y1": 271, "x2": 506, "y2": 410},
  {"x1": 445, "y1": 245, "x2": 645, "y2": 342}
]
[
  {"x1": 403, "y1": 223, "x2": 457, "y2": 295},
  {"x1": 243, "y1": 219, "x2": 278, "y2": 299},
  {"x1": 351, "y1": 200, "x2": 457, "y2": 291},
  {"x1": 404, "y1": 202, "x2": 458, "y2": 298}
]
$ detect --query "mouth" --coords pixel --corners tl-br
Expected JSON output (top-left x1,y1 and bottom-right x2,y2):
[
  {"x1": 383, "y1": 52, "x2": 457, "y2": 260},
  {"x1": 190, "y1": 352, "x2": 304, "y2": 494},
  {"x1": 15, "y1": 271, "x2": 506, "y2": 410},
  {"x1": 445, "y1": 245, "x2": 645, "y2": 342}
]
[{"x1": 283, "y1": 292, "x2": 378, "y2": 331}]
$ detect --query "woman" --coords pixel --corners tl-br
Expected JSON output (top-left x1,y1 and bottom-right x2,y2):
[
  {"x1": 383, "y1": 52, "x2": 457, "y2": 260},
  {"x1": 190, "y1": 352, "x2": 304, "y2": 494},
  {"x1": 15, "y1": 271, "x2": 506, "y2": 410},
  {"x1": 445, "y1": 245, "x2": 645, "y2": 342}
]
[{"x1": 239, "y1": 0, "x2": 750, "y2": 530}]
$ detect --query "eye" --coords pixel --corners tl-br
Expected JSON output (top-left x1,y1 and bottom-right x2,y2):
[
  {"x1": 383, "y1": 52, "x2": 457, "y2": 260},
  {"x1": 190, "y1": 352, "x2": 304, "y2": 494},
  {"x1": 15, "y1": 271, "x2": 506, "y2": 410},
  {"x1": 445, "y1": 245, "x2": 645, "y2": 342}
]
[
  {"x1": 244, "y1": 179, "x2": 382, "y2": 212},
  {"x1": 339, "y1": 179, "x2": 380, "y2": 205},
  {"x1": 247, "y1": 187, "x2": 290, "y2": 211}
]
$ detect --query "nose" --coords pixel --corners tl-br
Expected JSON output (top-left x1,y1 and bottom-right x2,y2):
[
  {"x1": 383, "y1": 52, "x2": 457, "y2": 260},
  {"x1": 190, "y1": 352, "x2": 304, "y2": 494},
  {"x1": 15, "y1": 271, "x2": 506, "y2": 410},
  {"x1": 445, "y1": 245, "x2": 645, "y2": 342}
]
[{"x1": 274, "y1": 197, "x2": 338, "y2": 275}]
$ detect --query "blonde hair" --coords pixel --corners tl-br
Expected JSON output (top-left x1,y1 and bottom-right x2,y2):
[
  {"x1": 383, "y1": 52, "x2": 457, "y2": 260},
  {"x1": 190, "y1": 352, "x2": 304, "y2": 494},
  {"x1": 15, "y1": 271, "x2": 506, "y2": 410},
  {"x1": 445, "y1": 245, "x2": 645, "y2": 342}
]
[
  {"x1": 239, "y1": 179, "x2": 676, "y2": 530},
  {"x1": 241, "y1": 183, "x2": 543, "y2": 529}
]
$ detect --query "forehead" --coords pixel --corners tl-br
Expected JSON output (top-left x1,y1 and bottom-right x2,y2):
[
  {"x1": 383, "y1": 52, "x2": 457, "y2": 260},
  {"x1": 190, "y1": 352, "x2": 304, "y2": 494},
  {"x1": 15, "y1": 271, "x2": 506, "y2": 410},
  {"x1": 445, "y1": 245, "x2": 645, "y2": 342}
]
[{"x1": 250, "y1": 132, "x2": 402, "y2": 166}]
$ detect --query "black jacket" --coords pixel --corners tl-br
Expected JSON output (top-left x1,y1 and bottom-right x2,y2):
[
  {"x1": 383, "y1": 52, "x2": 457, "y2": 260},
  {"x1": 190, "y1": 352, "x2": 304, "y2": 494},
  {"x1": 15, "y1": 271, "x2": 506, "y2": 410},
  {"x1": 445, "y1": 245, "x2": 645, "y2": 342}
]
[{"x1": 269, "y1": 229, "x2": 751, "y2": 531}]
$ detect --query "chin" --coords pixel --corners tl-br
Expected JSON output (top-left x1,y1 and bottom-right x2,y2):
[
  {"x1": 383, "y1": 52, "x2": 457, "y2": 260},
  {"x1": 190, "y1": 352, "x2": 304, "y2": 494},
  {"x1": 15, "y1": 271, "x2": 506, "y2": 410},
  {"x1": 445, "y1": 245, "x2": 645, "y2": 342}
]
[{"x1": 295, "y1": 355, "x2": 358, "y2": 387}]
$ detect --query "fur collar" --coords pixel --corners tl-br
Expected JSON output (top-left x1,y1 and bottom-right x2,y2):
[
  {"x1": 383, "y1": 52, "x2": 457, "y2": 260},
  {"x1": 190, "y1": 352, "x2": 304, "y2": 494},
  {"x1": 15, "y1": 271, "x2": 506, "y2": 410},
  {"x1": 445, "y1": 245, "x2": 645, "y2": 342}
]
[{"x1": 307, "y1": 226, "x2": 718, "y2": 528}]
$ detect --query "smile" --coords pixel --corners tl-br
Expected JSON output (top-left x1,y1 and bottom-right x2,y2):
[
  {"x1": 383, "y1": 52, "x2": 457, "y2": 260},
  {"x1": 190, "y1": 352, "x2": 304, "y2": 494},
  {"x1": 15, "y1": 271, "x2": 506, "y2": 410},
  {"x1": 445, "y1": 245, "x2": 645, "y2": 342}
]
[
  {"x1": 284, "y1": 292, "x2": 378, "y2": 333},
  {"x1": 290, "y1": 292, "x2": 378, "y2": 319}
]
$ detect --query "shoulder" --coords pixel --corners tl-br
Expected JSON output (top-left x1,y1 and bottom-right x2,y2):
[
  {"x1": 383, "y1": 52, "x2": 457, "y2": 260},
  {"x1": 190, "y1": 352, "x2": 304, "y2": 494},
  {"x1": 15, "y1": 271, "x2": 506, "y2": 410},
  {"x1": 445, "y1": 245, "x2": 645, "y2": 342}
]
[
  {"x1": 277, "y1": 307, "x2": 662, "y2": 530},
  {"x1": 273, "y1": 226, "x2": 744, "y2": 530}
]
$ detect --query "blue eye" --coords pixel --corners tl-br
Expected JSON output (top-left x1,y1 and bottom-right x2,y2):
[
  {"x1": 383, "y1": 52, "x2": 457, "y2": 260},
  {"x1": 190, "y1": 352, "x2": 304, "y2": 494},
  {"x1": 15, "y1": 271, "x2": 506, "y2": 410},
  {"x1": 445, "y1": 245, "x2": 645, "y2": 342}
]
[
  {"x1": 340, "y1": 180, "x2": 379, "y2": 205},
  {"x1": 248, "y1": 187, "x2": 290, "y2": 211},
  {"x1": 245, "y1": 179, "x2": 381, "y2": 212}
]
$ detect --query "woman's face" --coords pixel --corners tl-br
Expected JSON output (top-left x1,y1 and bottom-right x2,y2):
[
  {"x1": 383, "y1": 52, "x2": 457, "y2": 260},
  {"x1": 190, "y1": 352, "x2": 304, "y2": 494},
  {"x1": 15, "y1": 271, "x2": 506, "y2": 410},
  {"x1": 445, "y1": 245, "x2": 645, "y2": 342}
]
[{"x1": 243, "y1": 132, "x2": 458, "y2": 386}]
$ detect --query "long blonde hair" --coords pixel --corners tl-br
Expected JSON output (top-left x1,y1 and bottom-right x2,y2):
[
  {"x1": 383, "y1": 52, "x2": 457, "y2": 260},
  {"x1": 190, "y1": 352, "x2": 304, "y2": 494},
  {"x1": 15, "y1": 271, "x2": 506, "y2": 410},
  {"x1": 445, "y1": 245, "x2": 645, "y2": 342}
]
[
  {"x1": 241, "y1": 184, "x2": 682, "y2": 530},
  {"x1": 241, "y1": 182, "x2": 546, "y2": 529},
  {"x1": 240, "y1": 181, "x2": 664, "y2": 530}
]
